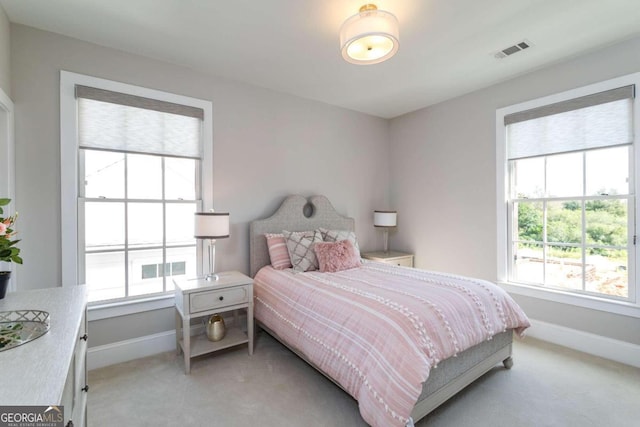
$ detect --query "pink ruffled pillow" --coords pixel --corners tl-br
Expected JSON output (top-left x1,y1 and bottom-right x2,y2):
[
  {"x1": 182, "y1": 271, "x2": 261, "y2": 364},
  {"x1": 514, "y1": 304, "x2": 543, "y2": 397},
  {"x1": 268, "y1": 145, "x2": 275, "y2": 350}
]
[
  {"x1": 314, "y1": 240, "x2": 361, "y2": 273},
  {"x1": 265, "y1": 233, "x2": 292, "y2": 270}
]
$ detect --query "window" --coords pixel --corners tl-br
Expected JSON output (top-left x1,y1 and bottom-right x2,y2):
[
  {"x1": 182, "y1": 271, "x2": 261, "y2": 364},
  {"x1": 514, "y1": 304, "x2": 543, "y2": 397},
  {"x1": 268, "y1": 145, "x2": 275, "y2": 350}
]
[
  {"x1": 497, "y1": 74, "x2": 640, "y2": 314},
  {"x1": 61, "y1": 72, "x2": 213, "y2": 308},
  {"x1": 141, "y1": 261, "x2": 186, "y2": 280},
  {"x1": 80, "y1": 148, "x2": 198, "y2": 302}
]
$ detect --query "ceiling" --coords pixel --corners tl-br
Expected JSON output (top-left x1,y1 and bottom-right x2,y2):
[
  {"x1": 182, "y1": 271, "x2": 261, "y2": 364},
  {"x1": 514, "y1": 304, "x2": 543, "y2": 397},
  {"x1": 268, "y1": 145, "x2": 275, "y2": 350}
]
[{"x1": 1, "y1": 0, "x2": 639, "y2": 118}]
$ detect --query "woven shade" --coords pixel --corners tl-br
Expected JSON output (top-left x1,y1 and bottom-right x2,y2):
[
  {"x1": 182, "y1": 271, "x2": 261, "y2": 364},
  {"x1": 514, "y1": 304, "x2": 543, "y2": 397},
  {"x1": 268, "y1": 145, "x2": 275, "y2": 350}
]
[
  {"x1": 76, "y1": 85, "x2": 203, "y2": 159},
  {"x1": 506, "y1": 85, "x2": 634, "y2": 160}
]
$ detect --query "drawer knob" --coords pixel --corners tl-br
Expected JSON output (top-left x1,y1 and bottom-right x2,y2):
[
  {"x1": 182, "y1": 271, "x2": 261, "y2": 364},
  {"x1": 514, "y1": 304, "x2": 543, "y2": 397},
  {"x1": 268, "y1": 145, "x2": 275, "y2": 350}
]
[
  {"x1": 219, "y1": 296, "x2": 224, "y2": 301},
  {"x1": 82, "y1": 385, "x2": 90, "y2": 393},
  {"x1": 80, "y1": 333, "x2": 88, "y2": 341}
]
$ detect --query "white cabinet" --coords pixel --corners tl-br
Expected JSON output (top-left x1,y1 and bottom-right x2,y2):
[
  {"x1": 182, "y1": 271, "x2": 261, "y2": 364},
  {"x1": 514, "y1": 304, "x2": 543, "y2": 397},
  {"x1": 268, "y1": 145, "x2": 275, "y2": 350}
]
[{"x1": 0, "y1": 285, "x2": 88, "y2": 426}]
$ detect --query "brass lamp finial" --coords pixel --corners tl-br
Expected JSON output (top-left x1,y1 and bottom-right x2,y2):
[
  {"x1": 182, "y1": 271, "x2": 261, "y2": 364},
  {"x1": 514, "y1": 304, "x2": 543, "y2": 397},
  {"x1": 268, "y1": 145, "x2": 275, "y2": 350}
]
[{"x1": 359, "y1": 4, "x2": 378, "y2": 13}]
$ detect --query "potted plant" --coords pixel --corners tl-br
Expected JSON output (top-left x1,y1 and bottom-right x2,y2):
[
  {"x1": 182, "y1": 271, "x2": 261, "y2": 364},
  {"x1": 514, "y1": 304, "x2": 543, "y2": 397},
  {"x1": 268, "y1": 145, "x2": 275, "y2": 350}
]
[{"x1": 0, "y1": 198, "x2": 22, "y2": 299}]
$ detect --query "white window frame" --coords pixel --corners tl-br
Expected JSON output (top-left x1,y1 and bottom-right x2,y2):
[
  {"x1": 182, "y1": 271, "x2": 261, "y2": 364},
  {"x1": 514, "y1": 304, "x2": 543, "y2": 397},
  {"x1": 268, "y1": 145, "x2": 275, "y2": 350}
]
[
  {"x1": 60, "y1": 71, "x2": 213, "y2": 319},
  {"x1": 496, "y1": 73, "x2": 640, "y2": 318},
  {"x1": 0, "y1": 87, "x2": 16, "y2": 293}
]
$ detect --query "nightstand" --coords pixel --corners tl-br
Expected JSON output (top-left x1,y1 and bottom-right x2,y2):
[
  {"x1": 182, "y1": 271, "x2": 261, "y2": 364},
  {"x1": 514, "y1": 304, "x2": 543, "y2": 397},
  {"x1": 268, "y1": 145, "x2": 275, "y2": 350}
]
[
  {"x1": 361, "y1": 251, "x2": 414, "y2": 267},
  {"x1": 174, "y1": 271, "x2": 254, "y2": 374}
]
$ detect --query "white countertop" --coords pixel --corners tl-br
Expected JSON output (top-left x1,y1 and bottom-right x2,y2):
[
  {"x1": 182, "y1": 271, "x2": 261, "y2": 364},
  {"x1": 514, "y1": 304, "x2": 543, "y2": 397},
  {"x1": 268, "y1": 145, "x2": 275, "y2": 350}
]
[{"x1": 0, "y1": 285, "x2": 87, "y2": 405}]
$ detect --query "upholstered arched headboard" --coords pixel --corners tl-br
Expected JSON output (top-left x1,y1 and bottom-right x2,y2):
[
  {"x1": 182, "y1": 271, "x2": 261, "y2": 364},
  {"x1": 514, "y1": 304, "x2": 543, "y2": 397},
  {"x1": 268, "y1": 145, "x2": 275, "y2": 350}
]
[{"x1": 249, "y1": 195, "x2": 355, "y2": 277}]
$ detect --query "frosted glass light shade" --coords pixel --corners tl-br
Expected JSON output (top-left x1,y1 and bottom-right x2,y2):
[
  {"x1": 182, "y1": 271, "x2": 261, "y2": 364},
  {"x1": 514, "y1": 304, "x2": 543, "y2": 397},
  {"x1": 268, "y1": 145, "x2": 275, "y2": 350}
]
[
  {"x1": 194, "y1": 212, "x2": 230, "y2": 239},
  {"x1": 374, "y1": 210, "x2": 397, "y2": 227},
  {"x1": 340, "y1": 5, "x2": 399, "y2": 65}
]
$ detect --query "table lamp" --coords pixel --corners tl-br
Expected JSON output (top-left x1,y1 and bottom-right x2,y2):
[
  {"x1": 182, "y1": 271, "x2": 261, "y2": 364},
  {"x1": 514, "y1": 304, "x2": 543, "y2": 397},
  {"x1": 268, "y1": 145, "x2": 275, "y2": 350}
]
[
  {"x1": 194, "y1": 211, "x2": 230, "y2": 281},
  {"x1": 374, "y1": 210, "x2": 397, "y2": 253}
]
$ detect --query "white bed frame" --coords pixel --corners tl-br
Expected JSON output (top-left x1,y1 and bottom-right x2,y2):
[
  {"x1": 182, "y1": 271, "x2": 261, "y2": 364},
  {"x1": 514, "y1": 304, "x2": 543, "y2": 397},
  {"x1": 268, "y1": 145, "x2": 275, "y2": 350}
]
[{"x1": 249, "y1": 195, "x2": 514, "y2": 424}]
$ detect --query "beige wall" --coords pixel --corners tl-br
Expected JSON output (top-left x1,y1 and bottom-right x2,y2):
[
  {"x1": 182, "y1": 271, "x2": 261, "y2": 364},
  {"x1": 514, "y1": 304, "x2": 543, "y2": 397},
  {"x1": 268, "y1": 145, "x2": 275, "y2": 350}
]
[
  {"x1": 0, "y1": 5, "x2": 9, "y2": 96},
  {"x1": 10, "y1": 24, "x2": 390, "y2": 345},
  {"x1": 389, "y1": 35, "x2": 640, "y2": 345}
]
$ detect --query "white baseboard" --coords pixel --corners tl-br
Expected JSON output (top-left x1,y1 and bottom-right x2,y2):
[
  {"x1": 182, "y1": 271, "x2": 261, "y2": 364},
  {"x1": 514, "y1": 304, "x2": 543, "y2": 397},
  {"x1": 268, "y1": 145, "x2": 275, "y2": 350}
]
[
  {"x1": 88, "y1": 322, "x2": 211, "y2": 371},
  {"x1": 88, "y1": 330, "x2": 176, "y2": 371},
  {"x1": 526, "y1": 319, "x2": 640, "y2": 368},
  {"x1": 88, "y1": 318, "x2": 640, "y2": 371}
]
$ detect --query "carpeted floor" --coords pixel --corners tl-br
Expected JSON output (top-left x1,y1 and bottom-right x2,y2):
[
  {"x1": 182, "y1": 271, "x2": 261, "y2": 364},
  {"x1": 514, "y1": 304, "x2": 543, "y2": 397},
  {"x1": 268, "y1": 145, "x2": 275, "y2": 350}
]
[{"x1": 88, "y1": 332, "x2": 640, "y2": 426}]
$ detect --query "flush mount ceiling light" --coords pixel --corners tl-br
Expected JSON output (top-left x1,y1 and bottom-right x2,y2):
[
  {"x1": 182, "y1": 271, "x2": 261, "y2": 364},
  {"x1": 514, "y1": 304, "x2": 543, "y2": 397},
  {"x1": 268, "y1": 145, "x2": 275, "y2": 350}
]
[{"x1": 339, "y1": 4, "x2": 399, "y2": 65}]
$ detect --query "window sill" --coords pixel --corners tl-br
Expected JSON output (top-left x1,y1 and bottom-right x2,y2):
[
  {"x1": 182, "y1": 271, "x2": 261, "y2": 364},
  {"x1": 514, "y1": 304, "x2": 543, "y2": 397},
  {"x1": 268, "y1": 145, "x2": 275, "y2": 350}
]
[
  {"x1": 499, "y1": 281, "x2": 640, "y2": 319},
  {"x1": 87, "y1": 293, "x2": 175, "y2": 322}
]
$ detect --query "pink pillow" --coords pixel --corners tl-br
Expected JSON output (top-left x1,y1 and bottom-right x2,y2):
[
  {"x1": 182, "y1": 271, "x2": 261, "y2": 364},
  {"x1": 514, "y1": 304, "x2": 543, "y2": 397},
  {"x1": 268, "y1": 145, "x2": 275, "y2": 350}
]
[
  {"x1": 314, "y1": 240, "x2": 361, "y2": 273},
  {"x1": 265, "y1": 233, "x2": 292, "y2": 270}
]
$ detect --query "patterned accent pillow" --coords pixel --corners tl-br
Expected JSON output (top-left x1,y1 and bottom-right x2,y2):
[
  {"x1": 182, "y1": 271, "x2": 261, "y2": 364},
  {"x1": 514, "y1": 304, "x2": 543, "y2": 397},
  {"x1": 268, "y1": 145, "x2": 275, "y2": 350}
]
[
  {"x1": 314, "y1": 240, "x2": 361, "y2": 273},
  {"x1": 282, "y1": 230, "x2": 323, "y2": 272},
  {"x1": 265, "y1": 233, "x2": 292, "y2": 270},
  {"x1": 318, "y1": 228, "x2": 361, "y2": 259}
]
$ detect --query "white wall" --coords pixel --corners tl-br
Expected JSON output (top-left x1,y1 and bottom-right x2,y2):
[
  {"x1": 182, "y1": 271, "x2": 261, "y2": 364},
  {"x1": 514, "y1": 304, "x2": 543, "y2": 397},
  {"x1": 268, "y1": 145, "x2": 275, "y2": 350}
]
[
  {"x1": 10, "y1": 24, "x2": 390, "y2": 289},
  {"x1": 10, "y1": 24, "x2": 390, "y2": 345},
  {"x1": 390, "y1": 35, "x2": 640, "y2": 345},
  {"x1": 9, "y1": 19, "x2": 639, "y2": 354},
  {"x1": 0, "y1": 5, "x2": 9, "y2": 97}
]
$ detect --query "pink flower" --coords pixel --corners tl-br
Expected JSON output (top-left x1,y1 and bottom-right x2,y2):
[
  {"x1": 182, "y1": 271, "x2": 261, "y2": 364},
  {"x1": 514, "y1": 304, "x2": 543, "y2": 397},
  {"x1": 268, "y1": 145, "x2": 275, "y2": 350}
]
[{"x1": 0, "y1": 222, "x2": 6, "y2": 236}]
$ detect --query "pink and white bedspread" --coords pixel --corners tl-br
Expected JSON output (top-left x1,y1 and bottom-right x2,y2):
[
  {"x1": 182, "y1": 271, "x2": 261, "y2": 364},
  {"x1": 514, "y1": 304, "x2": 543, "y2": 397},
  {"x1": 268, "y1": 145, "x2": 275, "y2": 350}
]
[{"x1": 254, "y1": 262, "x2": 530, "y2": 427}]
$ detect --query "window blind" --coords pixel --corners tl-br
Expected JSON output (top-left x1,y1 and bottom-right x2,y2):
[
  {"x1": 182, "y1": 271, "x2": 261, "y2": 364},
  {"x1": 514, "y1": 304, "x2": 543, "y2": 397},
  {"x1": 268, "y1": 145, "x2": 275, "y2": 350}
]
[
  {"x1": 505, "y1": 85, "x2": 634, "y2": 160},
  {"x1": 76, "y1": 85, "x2": 204, "y2": 159}
]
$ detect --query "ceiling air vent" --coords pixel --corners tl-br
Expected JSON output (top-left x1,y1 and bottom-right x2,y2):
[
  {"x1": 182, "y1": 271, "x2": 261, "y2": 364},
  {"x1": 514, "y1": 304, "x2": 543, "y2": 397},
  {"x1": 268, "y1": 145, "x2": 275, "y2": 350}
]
[{"x1": 494, "y1": 40, "x2": 532, "y2": 59}]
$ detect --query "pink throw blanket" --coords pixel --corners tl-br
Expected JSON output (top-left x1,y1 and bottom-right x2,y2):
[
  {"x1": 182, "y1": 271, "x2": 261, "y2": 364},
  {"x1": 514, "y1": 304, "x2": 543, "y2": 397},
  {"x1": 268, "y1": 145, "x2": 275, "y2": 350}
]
[{"x1": 254, "y1": 262, "x2": 530, "y2": 426}]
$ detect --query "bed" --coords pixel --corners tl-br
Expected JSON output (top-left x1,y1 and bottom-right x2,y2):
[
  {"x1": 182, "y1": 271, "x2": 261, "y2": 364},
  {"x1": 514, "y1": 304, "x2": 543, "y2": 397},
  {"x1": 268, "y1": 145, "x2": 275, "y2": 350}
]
[{"x1": 249, "y1": 195, "x2": 530, "y2": 426}]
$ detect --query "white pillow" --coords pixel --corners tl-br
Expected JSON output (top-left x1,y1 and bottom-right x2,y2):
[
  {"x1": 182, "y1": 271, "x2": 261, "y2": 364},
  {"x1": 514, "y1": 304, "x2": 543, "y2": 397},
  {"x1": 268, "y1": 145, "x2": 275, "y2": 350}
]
[{"x1": 282, "y1": 230, "x2": 322, "y2": 272}]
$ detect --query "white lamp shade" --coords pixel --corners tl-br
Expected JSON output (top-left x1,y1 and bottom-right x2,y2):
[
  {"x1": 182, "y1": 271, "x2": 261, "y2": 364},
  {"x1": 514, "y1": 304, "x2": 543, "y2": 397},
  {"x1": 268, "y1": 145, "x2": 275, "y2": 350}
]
[
  {"x1": 194, "y1": 212, "x2": 230, "y2": 239},
  {"x1": 340, "y1": 6, "x2": 399, "y2": 65},
  {"x1": 373, "y1": 210, "x2": 397, "y2": 227}
]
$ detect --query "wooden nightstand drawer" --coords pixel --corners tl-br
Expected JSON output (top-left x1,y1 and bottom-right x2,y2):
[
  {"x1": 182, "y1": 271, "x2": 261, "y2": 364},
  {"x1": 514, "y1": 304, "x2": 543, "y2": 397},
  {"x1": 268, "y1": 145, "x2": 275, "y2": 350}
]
[{"x1": 189, "y1": 286, "x2": 249, "y2": 313}]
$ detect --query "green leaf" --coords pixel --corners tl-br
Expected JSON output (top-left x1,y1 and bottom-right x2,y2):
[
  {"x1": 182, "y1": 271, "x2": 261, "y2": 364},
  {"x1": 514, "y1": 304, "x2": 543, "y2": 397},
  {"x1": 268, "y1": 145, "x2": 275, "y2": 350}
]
[
  {"x1": 0, "y1": 199, "x2": 10, "y2": 207},
  {"x1": 11, "y1": 255, "x2": 22, "y2": 264}
]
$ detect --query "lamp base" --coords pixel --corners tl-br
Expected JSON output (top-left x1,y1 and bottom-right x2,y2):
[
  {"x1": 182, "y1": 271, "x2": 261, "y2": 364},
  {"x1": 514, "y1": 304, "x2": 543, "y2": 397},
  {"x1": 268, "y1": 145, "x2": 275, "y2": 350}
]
[
  {"x1": 382, "y1": 229, "x2": 390, "y2": 253},
  {"x1": 203, "y1": 239, "x2": 219, "y2": 281}
]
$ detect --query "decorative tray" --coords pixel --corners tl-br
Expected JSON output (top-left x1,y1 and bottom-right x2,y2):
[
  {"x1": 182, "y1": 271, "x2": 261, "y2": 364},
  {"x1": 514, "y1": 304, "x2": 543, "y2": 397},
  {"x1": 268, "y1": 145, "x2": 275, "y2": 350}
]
[{"x1": 0, "y1": 310, "x2": 50, "y2": 352}]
